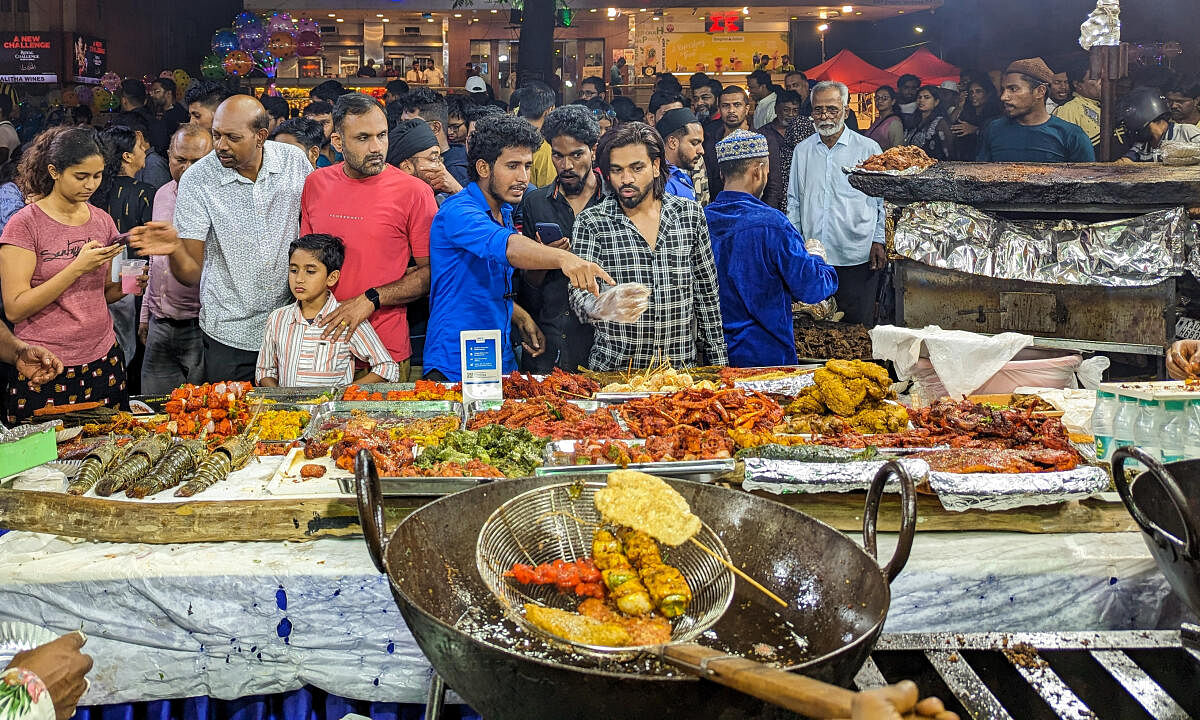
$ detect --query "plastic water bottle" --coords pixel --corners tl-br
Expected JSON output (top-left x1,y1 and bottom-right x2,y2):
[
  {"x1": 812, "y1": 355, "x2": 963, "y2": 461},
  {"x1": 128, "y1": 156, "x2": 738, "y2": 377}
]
[
  {"x1": 1134, "y1": 398, "x2": 1163, "y2": 462},
  {"x1": 1161, "y1": 400, "x2": 1188, "y2": 463},
  {"x1": 1091, "y1": 390, "x2": 1118, "y2": 462},
  {"x1": 1186, "y1": 400, "x2": 1200, "y2": 461},
  {"x1": 1112, "y1": 394, "x2": 1140, "y2": 451}
]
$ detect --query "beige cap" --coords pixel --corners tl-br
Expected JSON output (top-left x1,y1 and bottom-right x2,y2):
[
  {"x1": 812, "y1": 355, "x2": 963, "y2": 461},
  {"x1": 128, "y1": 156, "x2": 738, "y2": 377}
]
[{"x1": 1005, "y1": 57, "x2": 1055, "y2": 84}]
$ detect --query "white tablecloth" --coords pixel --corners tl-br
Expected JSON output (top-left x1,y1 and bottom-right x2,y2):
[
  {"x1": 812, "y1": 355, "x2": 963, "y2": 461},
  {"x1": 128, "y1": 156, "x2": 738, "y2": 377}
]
[{"x1": 0, "y1": 528, "x2": 1183, "y2": 706}]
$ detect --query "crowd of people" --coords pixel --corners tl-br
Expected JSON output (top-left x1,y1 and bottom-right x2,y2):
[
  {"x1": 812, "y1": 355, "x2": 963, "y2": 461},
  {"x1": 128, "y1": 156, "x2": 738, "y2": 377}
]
[{"x1": 0, "y1": 52, "x2": 1197, "y2": 423}]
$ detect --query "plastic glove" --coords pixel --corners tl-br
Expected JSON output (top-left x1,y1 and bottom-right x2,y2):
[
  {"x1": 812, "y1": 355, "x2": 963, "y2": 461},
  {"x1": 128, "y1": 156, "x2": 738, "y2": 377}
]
[
  {"x1": 804, "y1": 237, "x2": 827, "y2": 260},
  {"x1": 581, "y1": 282, "x2": 651, "y2": 323}
]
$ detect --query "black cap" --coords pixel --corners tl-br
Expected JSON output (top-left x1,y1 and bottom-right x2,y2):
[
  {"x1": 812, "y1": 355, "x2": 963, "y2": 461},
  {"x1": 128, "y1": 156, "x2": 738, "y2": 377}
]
[{"x1": 655, "y1": 107, "x2": 699, "y2": 138}]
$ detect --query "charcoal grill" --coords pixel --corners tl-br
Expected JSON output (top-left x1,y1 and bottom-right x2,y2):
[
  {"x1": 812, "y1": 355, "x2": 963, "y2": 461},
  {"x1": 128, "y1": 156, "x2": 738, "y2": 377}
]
[{"x1": 856, "y1": 629, "x2": 1200, "y2": 720}]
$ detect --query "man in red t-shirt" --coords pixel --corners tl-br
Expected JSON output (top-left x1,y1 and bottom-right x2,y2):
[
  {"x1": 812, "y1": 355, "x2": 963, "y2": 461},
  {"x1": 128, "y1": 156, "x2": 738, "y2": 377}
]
[{"x1": 300, "y1": 93, "x2": 437, "y2": 379}]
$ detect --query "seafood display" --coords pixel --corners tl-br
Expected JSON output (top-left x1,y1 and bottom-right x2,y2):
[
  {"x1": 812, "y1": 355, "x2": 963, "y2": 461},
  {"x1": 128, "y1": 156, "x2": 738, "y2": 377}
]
[
  {"x1": 467, "y1": 397, "x2": 629, "y2": 440},
  {"x1": 94, "y1": 433, "x2": 172, "y2": 497},
  {"x1": 504, "y1": 369, "x2": 600, "y2": 399},
  {"x1": 175, "y1": 432, "x2": 257, "y2": 497},
  {"x1": 617, "y1": 388, "x2": 783, "y2": 441},
  {"x1": 782, "y1": 360, "x2": 907, "y2": 435},
  {"x1": 342, "y1": 380, "x2": 462, "y2": 401},
  {"x1": 312, "y1": 411, "x2": 460, "y2": 448},
  {"x1": 914, "y1": 448, "x2": 1080, "y2": 474},
  {"x1": 396, "y1": 460, "x2": 506, "y2": 478},
  {"x1": 67, "y1": 436, "x2": 126, "y2": 496},
  {"x1": 79, "y1": 413, "x2": 149, "y2": 438},
  {"x1": 127, "y1": 437, "x2": 208, "y2": 499}
]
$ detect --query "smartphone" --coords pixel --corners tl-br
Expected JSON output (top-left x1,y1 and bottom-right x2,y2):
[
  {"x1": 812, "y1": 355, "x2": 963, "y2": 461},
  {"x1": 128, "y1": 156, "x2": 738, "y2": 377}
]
[
  {"x1": 535, "y1": 222, "x2": 564, "y2": 245},
  {"x1": 109, "y1": 232, "x2": 132, "y2": 247}
]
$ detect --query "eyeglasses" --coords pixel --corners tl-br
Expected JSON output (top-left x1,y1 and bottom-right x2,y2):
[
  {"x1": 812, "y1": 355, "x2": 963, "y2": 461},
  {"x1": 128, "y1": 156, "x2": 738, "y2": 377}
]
[
  {"x1": 593, "y1": 109, "x2": 617, "y2": 120},
  {"x1": 811, "y1": 106, "x2": 843, "y2": 117}
]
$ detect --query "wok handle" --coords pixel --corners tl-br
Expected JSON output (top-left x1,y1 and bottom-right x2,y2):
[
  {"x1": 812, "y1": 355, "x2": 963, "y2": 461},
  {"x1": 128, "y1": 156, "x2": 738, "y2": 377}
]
[
  {"x1": 661, "y1": 643, "x2": 854, "y2": 718},
  {"x1": 862, "y1": 459, "x2": 917, "y2": 583},
  {"x1": 354, "y1": 448, "x2": 389, "y2": 574},
  {"x1": 1113, "y1": 447, "x2": 1198, "y2": 559}
]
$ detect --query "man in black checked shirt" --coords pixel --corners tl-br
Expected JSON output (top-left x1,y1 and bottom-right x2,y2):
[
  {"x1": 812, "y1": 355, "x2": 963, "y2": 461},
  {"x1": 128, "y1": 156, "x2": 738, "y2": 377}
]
[{"x1": 568, "y1": 122, "x2": 727, "y2": 371}]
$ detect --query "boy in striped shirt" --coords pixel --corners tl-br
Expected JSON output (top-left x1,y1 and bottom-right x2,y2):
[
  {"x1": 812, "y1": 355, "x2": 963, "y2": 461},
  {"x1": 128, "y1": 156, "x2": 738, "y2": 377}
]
[{"x1": 256, "y1": 234, "x2": 400, "y2": 387}]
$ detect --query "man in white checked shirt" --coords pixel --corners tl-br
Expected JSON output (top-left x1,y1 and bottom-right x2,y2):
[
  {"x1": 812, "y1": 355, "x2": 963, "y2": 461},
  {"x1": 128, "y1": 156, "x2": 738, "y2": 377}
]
[{"x1": 568, "y1": 122, "x2": 727, "y2": 371}]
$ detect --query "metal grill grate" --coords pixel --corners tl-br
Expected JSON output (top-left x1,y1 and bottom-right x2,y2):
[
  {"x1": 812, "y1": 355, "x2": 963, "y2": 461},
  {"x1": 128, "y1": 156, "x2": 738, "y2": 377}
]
[{"x1": 857, "y1": 625, "x2": 1200, "y2": 720}]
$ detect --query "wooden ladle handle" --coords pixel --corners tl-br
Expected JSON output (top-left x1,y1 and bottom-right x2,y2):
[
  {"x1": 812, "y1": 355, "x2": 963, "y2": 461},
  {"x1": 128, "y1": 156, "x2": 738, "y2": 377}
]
[{"x1": 661, "y1": 643, "x2": 855, "y2": 718}]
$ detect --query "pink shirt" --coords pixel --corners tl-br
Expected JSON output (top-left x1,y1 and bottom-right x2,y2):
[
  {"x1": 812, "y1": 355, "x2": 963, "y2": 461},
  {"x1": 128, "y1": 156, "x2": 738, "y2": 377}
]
[
  {"x1": 300, "y1": 164, "x2": 436, "y2": 362},
  {"x1": 0, "y1": 203, "x2": 118, "y2": 366},
  {"x1": 140, "y1": 180, "x2": 201, "y2": 322}
]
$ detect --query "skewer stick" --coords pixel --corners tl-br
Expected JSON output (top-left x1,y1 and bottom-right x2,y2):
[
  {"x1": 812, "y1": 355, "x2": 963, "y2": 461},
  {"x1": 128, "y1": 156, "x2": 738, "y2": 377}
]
[{"x1": 690, "y1": 537, "x2": 788, "y2": 608}]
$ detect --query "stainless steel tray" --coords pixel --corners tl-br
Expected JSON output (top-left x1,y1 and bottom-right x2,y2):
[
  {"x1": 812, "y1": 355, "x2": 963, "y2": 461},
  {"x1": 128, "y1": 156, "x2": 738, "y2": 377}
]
[
  {"x1": 535, "y1": 439, "x2": 735, "y2": 482},
  {"x1": 302, "y1": 401, "x2": 464, "y2": 442},
  {"x1": 467, "y1": 398, "x2": 606, "y2": 416},
  {"x1": 246, "y1": 385, "x2": 339, "y2": 405},
  {"x1": 338, "y1": 382, "x2": 461, "y2": 399},
  {"x1": 335, "y1": 475, "x2": 490, "y2": 497}
]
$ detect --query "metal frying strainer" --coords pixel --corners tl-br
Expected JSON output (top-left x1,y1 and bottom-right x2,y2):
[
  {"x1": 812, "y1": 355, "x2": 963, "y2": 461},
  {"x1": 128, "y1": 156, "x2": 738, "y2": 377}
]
[{"x1": 476, "y1": 479, "x2": 736, "y2": 657}]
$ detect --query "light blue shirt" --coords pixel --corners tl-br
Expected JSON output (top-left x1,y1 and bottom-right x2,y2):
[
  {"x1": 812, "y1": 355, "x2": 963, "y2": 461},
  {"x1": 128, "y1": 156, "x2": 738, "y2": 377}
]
[
  {"x1": 664, "y1": 164, "x2": 696, "y2": 201},
  {"x1": 786, "y1": 128, "x2": 885, "y2": 267}
]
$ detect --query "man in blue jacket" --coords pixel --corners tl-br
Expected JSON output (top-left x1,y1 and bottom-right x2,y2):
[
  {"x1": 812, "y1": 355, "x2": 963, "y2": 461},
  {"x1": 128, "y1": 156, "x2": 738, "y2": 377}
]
[{"x1": 704, "y1": 129, "x2": 838, "y2": 367}]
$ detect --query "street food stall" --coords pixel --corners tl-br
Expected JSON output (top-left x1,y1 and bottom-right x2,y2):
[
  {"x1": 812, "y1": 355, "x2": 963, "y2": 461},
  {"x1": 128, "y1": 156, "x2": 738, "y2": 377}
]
[{"x1": 0, "y1": 362, "x2": 1193, "y2": 717}]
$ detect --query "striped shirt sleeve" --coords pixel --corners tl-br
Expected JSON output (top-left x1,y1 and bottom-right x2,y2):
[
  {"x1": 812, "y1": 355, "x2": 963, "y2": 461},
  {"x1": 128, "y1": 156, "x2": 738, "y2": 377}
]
[
  {"x1": 349, "y1": 319, "x2": 401, "y2": 381},
  {"x1": 255, "y1": 308, "x2": 284, "y2": 384}
]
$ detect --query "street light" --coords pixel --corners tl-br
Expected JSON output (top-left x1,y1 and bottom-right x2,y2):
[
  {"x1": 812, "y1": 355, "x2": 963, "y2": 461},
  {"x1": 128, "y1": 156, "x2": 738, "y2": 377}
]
[
  {"x1": 817, "y1": 23, "x2": 829, "y2": 62},
  {"x1": 914, "y1": 25, "x2": 924, "y2": 33}
]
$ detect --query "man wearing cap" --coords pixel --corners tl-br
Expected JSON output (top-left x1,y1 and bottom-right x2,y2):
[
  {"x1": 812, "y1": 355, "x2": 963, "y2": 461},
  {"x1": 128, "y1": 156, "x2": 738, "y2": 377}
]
[
  {"x1": 657, "y1": 108, "x2": 705, "y2": 201},
  {"x1": 465, "y1": 76, "x2": 490, "y2": 105},
  {"x1": 977, "y1": 58, "x2": 1095, "y2": 162},
  {"x1": 705, "y1": 130, "x2": 837, "y2": 367}
]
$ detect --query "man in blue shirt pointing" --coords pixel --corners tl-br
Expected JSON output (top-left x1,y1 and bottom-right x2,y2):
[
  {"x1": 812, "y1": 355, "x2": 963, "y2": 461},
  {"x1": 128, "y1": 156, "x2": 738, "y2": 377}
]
[
  {"x1": 706, "y1": 130, "x2": 838, "y2": 367},
  {"x1": 423, "y1": 114, "x2": 614, "y2": 382}
]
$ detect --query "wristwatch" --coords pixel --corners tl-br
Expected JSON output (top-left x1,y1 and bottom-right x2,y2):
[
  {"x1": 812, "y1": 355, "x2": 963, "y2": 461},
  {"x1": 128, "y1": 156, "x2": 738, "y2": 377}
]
[{"x1": 364, "y1": 287, "x2": 381, "y2": 310}]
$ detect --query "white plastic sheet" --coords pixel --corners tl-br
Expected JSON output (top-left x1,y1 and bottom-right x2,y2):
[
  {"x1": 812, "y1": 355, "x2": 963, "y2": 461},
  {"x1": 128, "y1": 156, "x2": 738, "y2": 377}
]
[{"x1": 870, "y1": 325, "x2": 1034, "y2": 400}]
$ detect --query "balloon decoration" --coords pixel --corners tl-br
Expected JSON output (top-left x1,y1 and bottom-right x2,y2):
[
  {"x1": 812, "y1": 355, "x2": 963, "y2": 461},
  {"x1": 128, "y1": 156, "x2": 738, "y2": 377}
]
[
  {"x1": 202, "y1": 13, "x2": 320, "y2": 80},
  {"x1": 237, "y1": 19, "x2": 266, "y2": 52},
  {"x1": 46, "y1": 89, "x2": 62, "y2": 107},
  {"x1": 250, "y1": 51, "x2": 278, "y2": 78},
  {"x1": 233, "y1": 11, "x2": 259, "y2": 30},
  {"x1": 222, "y1": 50, "x2": 254, "y2": 77},
  {"x1": 212, "y1": 28, "x2": 238, "y2": 56},
  {"x1": 159, "y1": 69, "x2": 175, "y2": 79},
  {"x1": 295, "y1": 30, "x2": 321, "y2": 57},
  {"x1": 61, "y1": 88, "x2": 79, "y2": 107},
  {"x1": 201, "y1": 53, "x2": 226, "y2": 79},
  {"x1": 266, "y1": 31, "x2": 296, "y2": 59},
  {"x1": 267, "y1": 12, "x2": 294, "y2": 34},
  {"x1": 92, "y1": 87, "x2": 114, "y2": 112},
  {"x1": 74, "y1": 85, "x2": 92, "y2": 105},
  {"x1": 173, "y1": 69, "x2": 192, "y2": 94},
  {"x1": 100, "y1": 71, "x2": 121, "y2": 92}
]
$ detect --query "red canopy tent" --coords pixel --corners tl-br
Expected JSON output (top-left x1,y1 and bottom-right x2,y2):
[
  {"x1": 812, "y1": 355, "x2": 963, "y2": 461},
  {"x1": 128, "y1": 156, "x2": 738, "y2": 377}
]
[
  {"x1": 804, "y1": 49, "x2": 900, "y2": 93},
  {"x1": 886, "y1": 48, "x2": 961, "y2": 86}
]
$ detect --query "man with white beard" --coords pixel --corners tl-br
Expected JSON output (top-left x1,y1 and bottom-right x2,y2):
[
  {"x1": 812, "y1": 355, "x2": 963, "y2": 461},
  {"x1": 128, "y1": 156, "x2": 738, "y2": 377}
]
[{"x1": 786, "y1": 81, "x2": 885, "y2": 327}]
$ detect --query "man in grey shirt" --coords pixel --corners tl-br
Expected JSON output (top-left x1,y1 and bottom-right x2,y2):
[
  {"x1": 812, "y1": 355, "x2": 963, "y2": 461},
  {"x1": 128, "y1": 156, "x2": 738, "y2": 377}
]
[{"x1": 131, "y1": 95, "x2": 311, "y2": 381}]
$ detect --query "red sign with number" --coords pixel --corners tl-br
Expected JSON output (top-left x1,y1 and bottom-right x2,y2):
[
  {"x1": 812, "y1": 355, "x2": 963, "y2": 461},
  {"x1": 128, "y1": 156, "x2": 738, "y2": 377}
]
[{"x1": 705, "y1": 13, "x2": 744, "y2": 33}]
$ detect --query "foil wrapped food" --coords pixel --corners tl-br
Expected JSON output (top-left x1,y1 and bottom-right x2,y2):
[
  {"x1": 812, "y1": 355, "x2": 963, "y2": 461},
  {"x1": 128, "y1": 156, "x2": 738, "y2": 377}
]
[
  {"x1": 742, "y1": 458, "x2": 930, "y2": 495},
  {"x1": 1079, "y1": 0, "x2": 1120, "y2": 50},
  {"x1": 894, "y1": 202, "x2": 1197, "y2": 287},
  {"x1": 734, "y1": 373, "x2": 815, "y2": 397},
  {"x1": 930, "y1": 465, "x2": 1110, "y2": 512}
]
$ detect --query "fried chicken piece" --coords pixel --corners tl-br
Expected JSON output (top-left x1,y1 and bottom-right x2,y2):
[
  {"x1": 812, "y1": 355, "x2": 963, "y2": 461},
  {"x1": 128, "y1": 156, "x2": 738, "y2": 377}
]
[
  {"x1": 814, "y1": 369, "x2": 869, "y2": 416},
  {"x1": 846, "y1": 401, "x2": 910, "y2": 434},
  {"x1": 787, "y1": 387, "x2": 827, "y2": 415}
]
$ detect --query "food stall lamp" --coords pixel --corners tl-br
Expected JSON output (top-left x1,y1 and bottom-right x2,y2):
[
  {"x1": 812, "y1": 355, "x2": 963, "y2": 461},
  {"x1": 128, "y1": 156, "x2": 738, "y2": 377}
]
[
  {"x1": 335, "y1": 18, "x2": 344, "y2": 22},
  {"x1": 842, "y1": 5, "x2": 853, "y2": 12},
  {"x1": 454, "y1": 12, "x2": 462, "y2": 16},
  {"x1": 819, "y1": 11, "x2": 828, "y2": 19},
  {"x1": 607, "y1": 7, "x2": 617, "y2": 16},
  {"x1": 817, "y1": 23, "x2": 829, "y2": 32},
  {"x1": 328, "y1": 13, "x2": 336, "y2": 17},
  {"x1": 742, "y1": 6, "x2": 749, "y2": 14},
  {"x1": 590, "y1": 8, "x2": 597, "y2": 11},
  {"x1": 490, "y1": 8, "x2": 498, "y2": 13},
  {"x1": 376, "y1": 13, "x2": 384, "y2": 17},
  {"x1": 382, "y1": 18, "x2": 389, "y2": 22},
  {"x1": 914, "y1": 25, "x2": 924, "y2": 33},
  {"x1": 498, "y1": 54, "x2": 508, "y2": 62}
]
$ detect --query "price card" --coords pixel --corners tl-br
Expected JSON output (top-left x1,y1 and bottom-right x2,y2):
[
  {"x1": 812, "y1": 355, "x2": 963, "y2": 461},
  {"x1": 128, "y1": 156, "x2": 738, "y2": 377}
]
[{"x1": 460, "y1": 329, "x2": 503, "y2": 409}]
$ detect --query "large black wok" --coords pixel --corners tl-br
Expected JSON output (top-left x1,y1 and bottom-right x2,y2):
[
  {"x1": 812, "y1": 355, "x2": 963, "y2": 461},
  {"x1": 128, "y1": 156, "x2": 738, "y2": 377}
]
[
  {"x1": 356, "y1": 460, "x2": 916, "y2": 720},
  {"x1": 1113, "y1": 448, "x2": 1200, "y2": 618}
]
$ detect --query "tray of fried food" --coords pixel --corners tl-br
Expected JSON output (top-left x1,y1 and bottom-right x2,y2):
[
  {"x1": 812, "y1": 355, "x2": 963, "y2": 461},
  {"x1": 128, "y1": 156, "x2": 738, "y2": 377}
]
[
  {"x1": 595, "y1": 358, "x2": 719, "y2": 400},
  {"x1": 849, "y1": 145, "x2": 937, "y2": 175},
  {"x1": 467, "y1": 396, "x2": 630, "y2": 440},
  {"x1": 538, "y1": 426, "x2": 736, "y2": 481},
  {"x1": 341, "y1": 380, "x2": 462, "y2": 402},
  {"x1": 245, "y1": 385, "x2": 338, "y2": 405}
]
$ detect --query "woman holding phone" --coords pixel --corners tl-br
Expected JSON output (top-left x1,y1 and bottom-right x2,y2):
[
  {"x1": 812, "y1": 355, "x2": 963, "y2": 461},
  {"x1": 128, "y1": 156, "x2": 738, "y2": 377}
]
[{"x1": 0, "y1": 126, "x2": 138, "y2": 423}]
